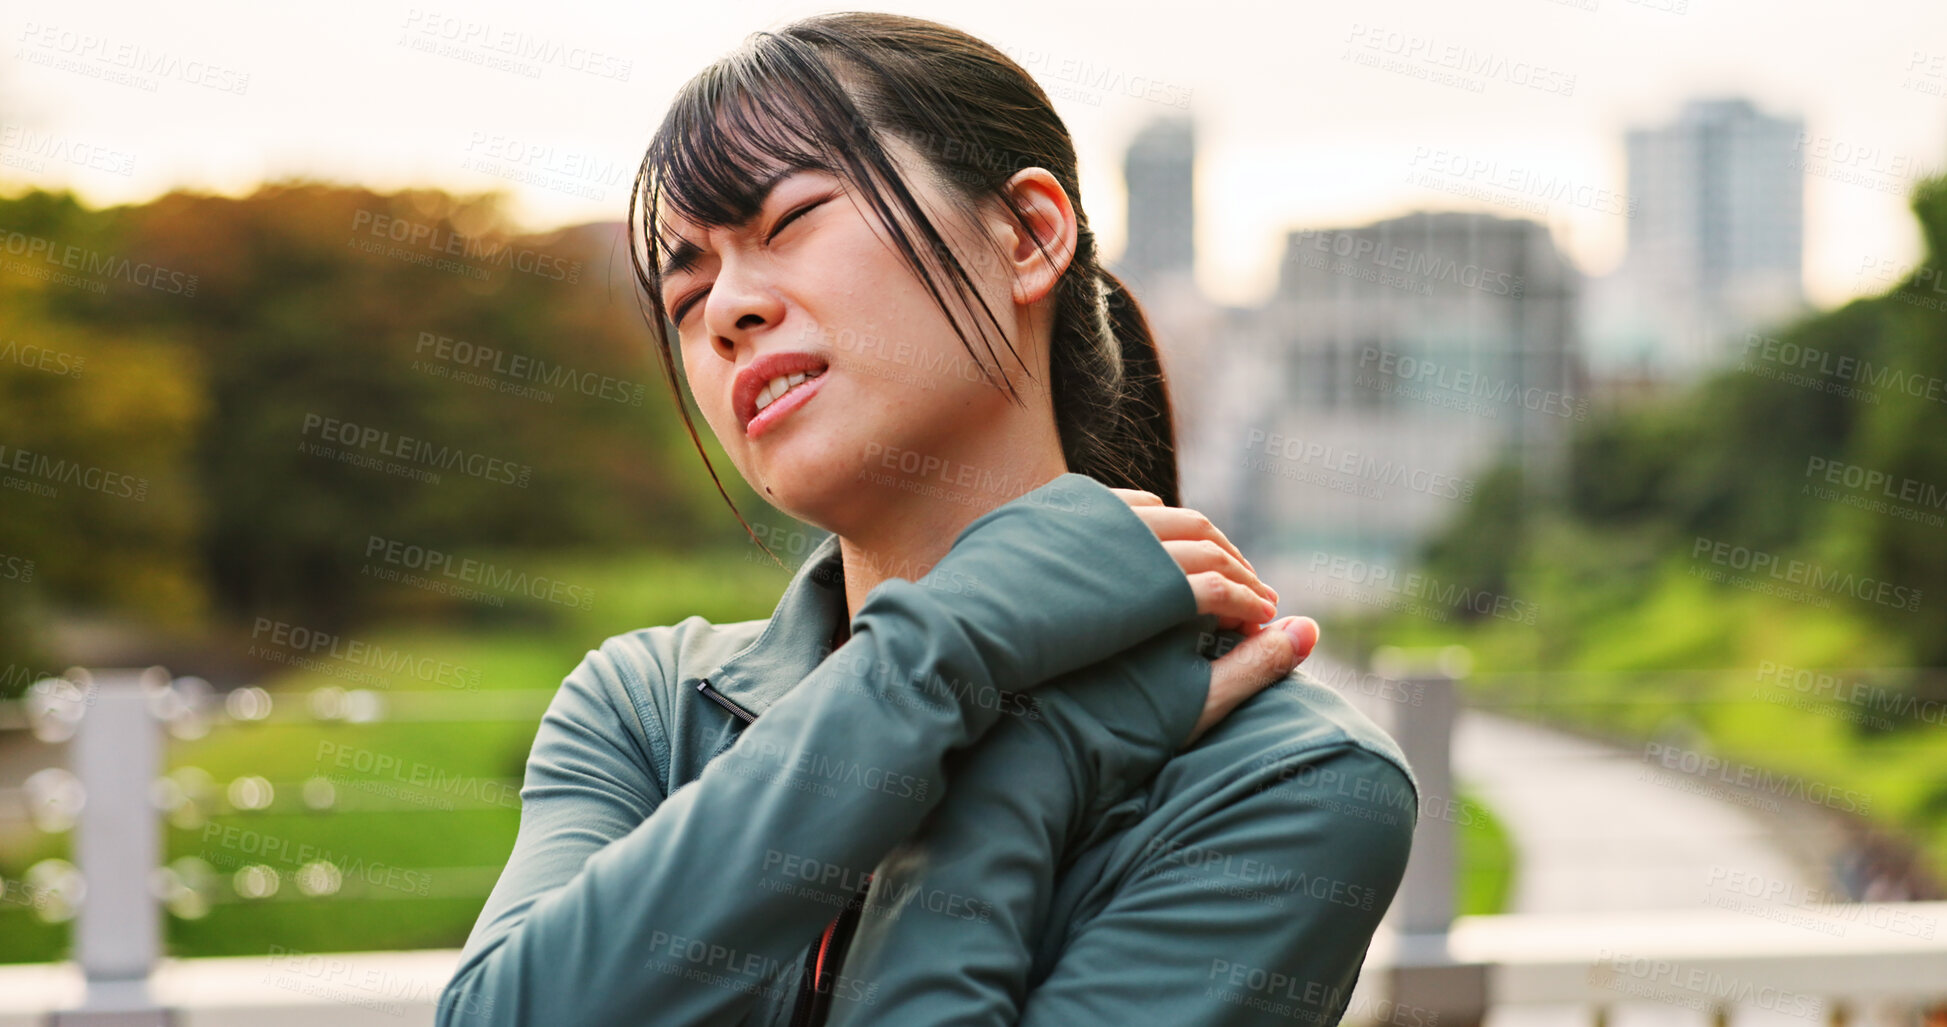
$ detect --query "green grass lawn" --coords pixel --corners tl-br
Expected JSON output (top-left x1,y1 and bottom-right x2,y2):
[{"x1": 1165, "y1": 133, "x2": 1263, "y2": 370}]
[{"x1": 1457, "y1": 791, "x2": 1515, "y2": 917}]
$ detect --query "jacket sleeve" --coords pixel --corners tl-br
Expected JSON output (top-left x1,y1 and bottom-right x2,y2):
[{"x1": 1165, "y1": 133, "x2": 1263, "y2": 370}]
[
  {"x1": 1015, "y1": 744, "x2": 1417, "y2": 1026},
  {"x1": 826, "y1": 618, "x2": 1214, "y2": 1026},
  {"x1": 436, "y1": 472, "x2": 1200, "y2": 1026}
]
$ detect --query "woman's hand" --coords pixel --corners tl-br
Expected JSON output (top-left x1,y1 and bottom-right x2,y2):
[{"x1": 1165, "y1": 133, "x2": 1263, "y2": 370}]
[
  {"x1": 1110, "y1": 488, "x2": 1320, "y2": 747},
  {"x1": 1107, "y1": 489, "x2": 1280, "y2": 633}
]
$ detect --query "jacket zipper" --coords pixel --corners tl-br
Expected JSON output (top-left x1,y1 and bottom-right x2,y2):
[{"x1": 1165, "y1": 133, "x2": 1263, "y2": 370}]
[
  {"x1": 696, "y1": 678, "x2": 756, "y2": 724},
  {"x1": 698, "y1": 675, "x2": 866, "y2": 1027}
]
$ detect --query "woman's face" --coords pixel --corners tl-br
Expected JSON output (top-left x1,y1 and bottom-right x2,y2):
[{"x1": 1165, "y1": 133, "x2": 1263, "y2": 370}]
[{"x1": 658, "y1": 132, "x2": 1064, "y2": 534}]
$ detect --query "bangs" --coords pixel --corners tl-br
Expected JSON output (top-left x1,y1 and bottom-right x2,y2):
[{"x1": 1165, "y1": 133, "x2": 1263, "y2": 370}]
[{"x1": 642, "y1": 47, "x2": 859, "y2": 258}]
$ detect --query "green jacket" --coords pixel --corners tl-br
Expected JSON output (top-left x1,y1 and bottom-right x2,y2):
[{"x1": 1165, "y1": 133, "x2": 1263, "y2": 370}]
[{"x1": 438, "y1": 472, "x2": 1418, "y2": 1026}]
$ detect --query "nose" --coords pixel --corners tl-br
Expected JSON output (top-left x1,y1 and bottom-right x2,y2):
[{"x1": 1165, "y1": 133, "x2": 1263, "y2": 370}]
[{"x1": 702, "y1": 254, "x2": 786, "y2": 361}]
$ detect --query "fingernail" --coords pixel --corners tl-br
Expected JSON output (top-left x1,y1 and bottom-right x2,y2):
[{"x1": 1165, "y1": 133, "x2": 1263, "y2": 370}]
[
  {"x1": 1282, "y1": 617, "x2": 1318, "y2": 661},
  {"x1": 1259, "y1": 598, "x2": 1278, "y2": 621}
]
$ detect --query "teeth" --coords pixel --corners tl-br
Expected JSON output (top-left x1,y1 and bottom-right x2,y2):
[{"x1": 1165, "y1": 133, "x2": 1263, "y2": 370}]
[{"x1": 753, "y1": 369, "x2": 823, "y2": 416}]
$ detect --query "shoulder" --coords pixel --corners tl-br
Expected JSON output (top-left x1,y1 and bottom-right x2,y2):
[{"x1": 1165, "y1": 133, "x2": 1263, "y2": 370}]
[
  {"x1": 1035, "y1": 663, "x2": 1419, "y2": 991},
  {"x1": 543, "y1": 615, "x2": 771, "y2": 796},
  {"x1": 567, "y1": 614, "x2": 768, "y2": 711},
  {"x1": 1149, "y1": 662, "x2": 1421, "y2": 840}
]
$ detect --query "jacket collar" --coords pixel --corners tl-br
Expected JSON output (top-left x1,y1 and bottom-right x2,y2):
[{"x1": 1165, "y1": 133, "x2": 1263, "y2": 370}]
[{"x1": 700, "y1": 531, "x2": 848, "y2": 720}]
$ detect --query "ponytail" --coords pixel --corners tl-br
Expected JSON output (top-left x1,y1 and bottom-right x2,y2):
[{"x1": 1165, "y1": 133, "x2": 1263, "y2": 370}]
[{"x1": 1049, "y1": 233, "x2": 1181, "y2": 506}]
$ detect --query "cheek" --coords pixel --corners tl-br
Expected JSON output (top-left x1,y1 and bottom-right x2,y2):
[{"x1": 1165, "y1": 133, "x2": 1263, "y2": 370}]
[
  {"x1": 819, "y1": 247, "x2": 981, "y2": 371},
  {"x1": 680, "y1": 349, "x2": 732, "y2": 429}
]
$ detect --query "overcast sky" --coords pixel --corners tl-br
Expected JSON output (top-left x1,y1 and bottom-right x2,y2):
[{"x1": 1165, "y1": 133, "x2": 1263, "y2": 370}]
[{"x1": 5, "y1": 0, "x2": 1944, "y2": 309}]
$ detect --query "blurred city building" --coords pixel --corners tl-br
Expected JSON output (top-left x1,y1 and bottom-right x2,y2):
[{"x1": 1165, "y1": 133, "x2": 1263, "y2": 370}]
[
  {"x1": 1232, "y1": 212, "x2": 1582, "y2": 580},
  {"x1": 1583, "y1": 97, "x2": 1808, "y2": 389}
]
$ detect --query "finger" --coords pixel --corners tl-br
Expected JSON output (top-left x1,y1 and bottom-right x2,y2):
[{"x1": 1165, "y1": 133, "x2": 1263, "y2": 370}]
[
  {"x1": 1108, "y1": 493, "x2": 1173, "y2": 548},
  {"x1": 1162, "y1": 539, "x2": 1278, "y2": 605},
  {"x1": 1212, "y1": 613, "x2": 1267, "y2": 635},
  {"x1": 1183, "y1": 616, "x2": 1319, "y2": 747},
  {"x1": 1187, "y1": 570, "x2": 1279, "y2": 628},
  {"x1": 1210, "y1": 615, "x2": 1317, "y2": 701},
  {"x1": 1136, "y1": 505, "x2": 1256, "y2": 576},
  {"x1": 1114, "y1": 499, "x2": 1262, "y2": 580},
  {"x1": 1114, "y1": 493, "x2": 1270, "y2": 601},
  {"x1": 1111, "y1": 500, "x2": 1169, "y2": 546}
]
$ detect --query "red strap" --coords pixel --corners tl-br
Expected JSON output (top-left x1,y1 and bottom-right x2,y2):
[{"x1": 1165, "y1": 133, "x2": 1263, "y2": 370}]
[
  {"x1": 812, "y1": 870, "x2": 871, "y2": 990},
  {"x1": 812, "y1": 914, "x2": 839, "y2": 986}
]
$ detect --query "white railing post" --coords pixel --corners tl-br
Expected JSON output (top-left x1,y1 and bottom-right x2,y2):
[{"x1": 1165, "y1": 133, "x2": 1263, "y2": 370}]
[
  {"x1": 1384, "y1": 672, "x2": 1487, "y2": 1027},
  {"x1": 1393, "y1": 672, "x2": 1457, "y2": 934},
  {"x1": 53, "y1": 667, "x2": 169, "y2": 1027}
]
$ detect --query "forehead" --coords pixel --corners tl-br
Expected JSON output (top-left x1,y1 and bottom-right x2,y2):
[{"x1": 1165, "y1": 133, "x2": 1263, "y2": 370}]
[{"x1": 653, "y1": 121, "x2": 942, "y2": 243}]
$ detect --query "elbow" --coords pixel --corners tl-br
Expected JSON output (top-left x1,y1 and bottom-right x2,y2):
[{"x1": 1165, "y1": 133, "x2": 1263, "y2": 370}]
[
  {"x1": 436, "y1": 950, "x2": 512, "y2": 1027},
  {"x1": 1359, "y1": 756, "x2": 1420, "y2": 923}
]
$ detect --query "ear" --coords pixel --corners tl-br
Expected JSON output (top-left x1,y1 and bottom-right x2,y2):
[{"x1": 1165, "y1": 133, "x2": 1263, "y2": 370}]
[{"x1": 991, "y1": 167, "x2": 1078, "y2": 307}]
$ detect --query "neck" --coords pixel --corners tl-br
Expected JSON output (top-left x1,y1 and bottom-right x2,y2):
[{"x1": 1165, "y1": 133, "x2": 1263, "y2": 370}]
[{"x1": 837, "y1": 425, "x2": 1068, "y2": 623}]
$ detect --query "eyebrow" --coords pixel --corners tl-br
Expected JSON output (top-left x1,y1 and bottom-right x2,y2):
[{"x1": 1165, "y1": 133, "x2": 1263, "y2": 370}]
[{"x1": 657, "y1": 167, "x2": 805, "y2": 282}]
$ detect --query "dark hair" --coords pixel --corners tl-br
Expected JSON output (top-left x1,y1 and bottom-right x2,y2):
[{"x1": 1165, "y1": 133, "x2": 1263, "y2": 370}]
[{"x1": 628, "y1": 10, "x2": 1180, "y2": 563}]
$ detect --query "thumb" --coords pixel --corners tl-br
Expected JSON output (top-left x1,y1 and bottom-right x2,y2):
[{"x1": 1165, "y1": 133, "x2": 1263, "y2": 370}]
[
  {"x1": 1280, "y1": 615, "x2": 1320, "y2": 664},
  {"x1": 1223, "y1": 614, "x2": 1317, "y2": 681},
  {"x1": 1189, "y1": 616, "x2": 1320, "y2": 746}
]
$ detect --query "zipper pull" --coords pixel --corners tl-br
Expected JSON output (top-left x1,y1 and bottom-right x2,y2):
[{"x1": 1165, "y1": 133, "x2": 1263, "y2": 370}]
[{"x1": 696, "y1": 678, "x2": 757, "y2": 724}]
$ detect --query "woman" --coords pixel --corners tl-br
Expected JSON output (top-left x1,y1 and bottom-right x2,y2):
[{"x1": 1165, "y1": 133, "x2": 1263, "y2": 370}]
[{"x1": 438, "y1": 11, "x2": 1417, "y2": 1026}]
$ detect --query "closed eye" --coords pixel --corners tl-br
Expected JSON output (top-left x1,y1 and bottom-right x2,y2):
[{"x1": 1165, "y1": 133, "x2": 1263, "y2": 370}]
[
  {"x1": 766, "y1": 195, "x2": 830, "y2": 243},
  {"x1": 670, "y1": 195, "x2": 834, "y2": 325},
  {"x1": 671, "y1": 287, "x2": 707, "y2": 326}
]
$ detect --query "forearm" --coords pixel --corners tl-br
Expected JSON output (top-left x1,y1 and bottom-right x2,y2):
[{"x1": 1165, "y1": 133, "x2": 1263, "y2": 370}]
[{"x1": 827, "y1": 620, "x2": 1213, "y2": 1027}]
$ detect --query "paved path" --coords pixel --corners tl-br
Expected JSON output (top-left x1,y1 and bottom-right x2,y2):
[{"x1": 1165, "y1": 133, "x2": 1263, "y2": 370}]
[{"x1": 1451, "y1": 710, "x2": 1823, "y2": 915}]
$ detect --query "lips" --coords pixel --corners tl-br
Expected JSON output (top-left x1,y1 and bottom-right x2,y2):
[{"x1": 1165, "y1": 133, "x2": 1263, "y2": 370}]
[{"x1": 733, "y1": 350, "x2": 832, "y2": 437}]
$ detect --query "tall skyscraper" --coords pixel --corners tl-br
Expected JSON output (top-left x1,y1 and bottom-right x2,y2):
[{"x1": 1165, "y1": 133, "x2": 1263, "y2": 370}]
[
  {"x1": 1588, "y1": 97, "x2": 1806, "y2": 381},
  {"x1": 1107, "y1": 113, "x2": 1230, "y2": 523},
  {"x1": 1115, "y1": 114, "x2": 1197, "y2": 291}
]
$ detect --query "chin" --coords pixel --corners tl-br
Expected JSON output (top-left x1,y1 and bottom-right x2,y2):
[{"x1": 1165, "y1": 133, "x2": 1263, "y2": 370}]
[{"x1": 741, "y1": 442, "x2": 862, "y2": 532}]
